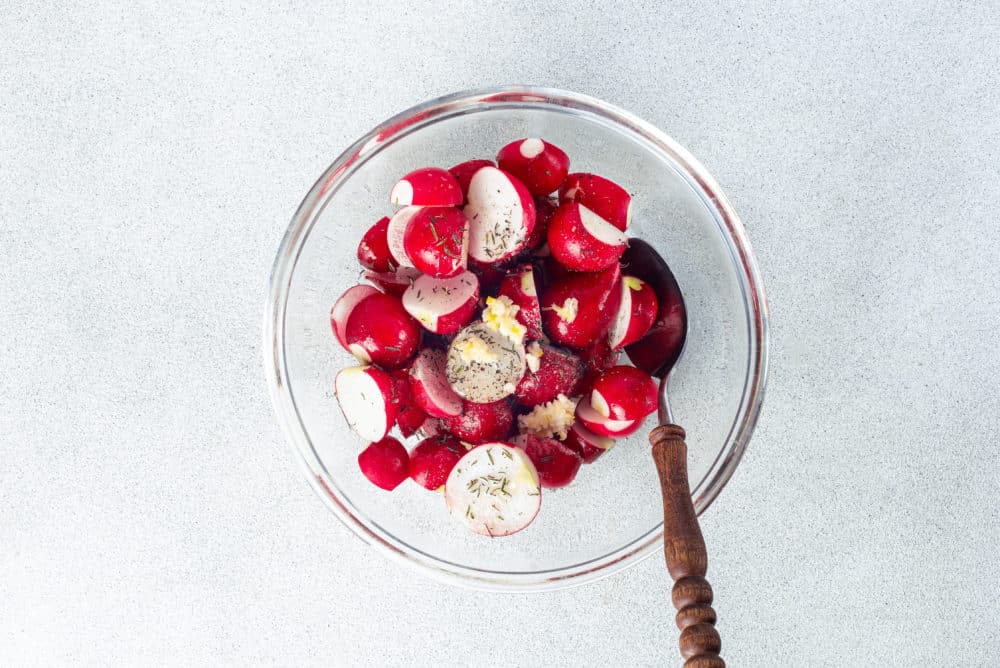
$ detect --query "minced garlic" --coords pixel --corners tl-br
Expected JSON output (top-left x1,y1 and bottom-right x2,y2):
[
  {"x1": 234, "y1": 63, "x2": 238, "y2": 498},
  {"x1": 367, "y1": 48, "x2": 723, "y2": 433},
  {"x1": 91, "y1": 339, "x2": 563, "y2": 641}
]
[
  {"x1": 551, "y1": 297, "x2": 578, "y2": 323},
  {"x1": 525, "y1": 341, "x2": 543, "y2": 373},
  {"x1": 483, "y1": 295, "x2": 527, "y2": 344},
  {"x1": 458, "y1": 335, "x2": 500, "y2": 363},
  {"x1": 517, "y1": 393, "x2": 576, "y2": 440}
]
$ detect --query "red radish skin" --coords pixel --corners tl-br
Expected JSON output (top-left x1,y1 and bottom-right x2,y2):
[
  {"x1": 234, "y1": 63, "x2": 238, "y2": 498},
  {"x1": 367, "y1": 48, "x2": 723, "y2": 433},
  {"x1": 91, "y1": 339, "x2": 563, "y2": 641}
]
[
  {"x1": 563, "y1": 422, "x2": 615, "y2": 464},
  {"x1": 363, "y1": 267, "x2": 421, "y2": 297},
  {"x1": 330, "y1": 285, "x2": 379, "y2": 349},
  {"x1": 335, "y1": 365, "x2": 399, "y2": 442},
  {"x1": 463, "y1": 166, "x2": 536, "y2": 264},
  {"x1": 448, "y1": 159, "x2": 495, "y2": 200},
  {"x1": 589, "y1": 365, "x2": 658, "y2": 421},
  {"x1": 467, "y1": 257, "x2": 509, "y2": 294},
  {"x1": 575, "y1": 395, "x2": 641, "y2": 438},
  {"x1": 524, "y1": 196, "x2": 557, "y2": 253},
  {"x1": 408, "y1": 434, "x2": 466, "y2": 490},
  {"x1": 608, "y1": 276, "x2": 659, "y2": 349},
  {"x1": 385, "y1": 206, "x2": 421, "y2": 267},
  {"x1": 497, "y1": 264, "x2": 543, "y2": 339},
  {"x1": 547, "y1": 202, "x2": 627, "y2": 272},
  {"x1": 357, "y1": 216, "x2": 395, "y2": 272},
  {"x1": 440, "y1": 399, "x2": 514, "y2": 444},
  {"x1": 391, "y1": 369, "x2": 427, "y2": 438},
  {"x1": 344, "y1": 293, "x2": 421, "y2": 369},
  {"x1": 496, "y1": 138, "x2": 570, "y2": 196},
  {"x1": 559, "y1": 173, "x2": 632, "y2": 231},
  {"x1": 416, "y1": 415, "x2": 444, "y2": 439},
  {"x1": 624, "y1": 273, "x2": 686, "y2": 376},
  {"x1": 357, "y1": 436, "x2": 410, "y2": 491},
  {"x1": 402, "y1": 271, "x2": 479, "y2": 335},
  {"x1": 408, "y1": 348, "x2": 463, "y2": 417},
  {"x1": 402, "y1": 207, "x2": 469, "y2": 278},
  {"x1": 514, "y1": 343, "x2": 586, "y2": 407},
  {"x1": 390, "y1": 167, "x2": 462, "y2": 207},
  {"x1": 540, "y1": 263, "x2": 622, "y2": 349},
  {"x1": 512, "y1": 434, "x2": 582, "y2": 488},
  {"x1": 445, "y1": 443, "x2": 542, "y2": 537}
]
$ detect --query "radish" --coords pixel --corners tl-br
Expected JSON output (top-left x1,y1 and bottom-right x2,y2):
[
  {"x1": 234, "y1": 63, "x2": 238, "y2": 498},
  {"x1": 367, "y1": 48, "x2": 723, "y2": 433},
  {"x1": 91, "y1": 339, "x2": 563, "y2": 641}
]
[
  {"x1": 496, "y1": 138, "x2": 570, "y2": 196},
  {"x1": 445, "y1": 443, "x2": 542, "y2": 537},
  {"x1": 547, "y1": 202, "x2": 627, "y2": 272},
  {"x1": 497, "y1": 264, "x2": 543, "y2": 339},
  {"x1": 559, "y1": 173, "x2": 632, "y2": 231},
  {"x1": 590, "y1": 365, "x2": 658, "y2": 421},
  {"x1": 608, "y1": 276, "x2": 659, "y2": 349},
  {"x1": 402, "y1": 207, "x2": 469, "y2": 278},
  {"x1": 563, "y1": 422, "x2": 615, "y2": 464},
  {"x1": 363, "y1": 267, "x2": 421, "y2": 297},
  {"x1": 446, "y1": 322, "x2": 526, "y2": 403},
  {"x1": 466, "y1": 257, "x2": 508, "y2": 295},
  {"x1": 540, "y1": 263, "x2": 622, "y2": 349},
  {"x1": 512, "y1": 434, "x2": 582, "y2": 488},
  {"x1": 523, "y1": 195, "x2": 557, "y2": 254},
  {"x1": 335, "y1": 365, "x2": 399, "y2": 442},
  {"x1": 408, "y1": 348, "x2": 462, "y2": 418},
  {"x1": 440, "y1": 398, "x2": 514, "y2": 444},
  {"x1": 391, "y1": 369, "x2": 427, "y2": 438},
  {"x1": 448, "y1": 159, "x2": 494, "y2": 200},
  {"x1": 330, "y1": 285, "x2": 379, "y2": 350},
  {"x1": 514, "y1": 343, "x2": 586, "y2": 407},
  {"x1": 344, "y1": 293, "x2": 421, "y2": 368},
  {"x1": 385, "y1": 206, "x2": 421, "y2": 267},
  {"x1": 408, "y1": 434, "x2": 466, "y2": 490},
  {"x1": 390, "y1": 167, "x2": 462, "y2": 207},
  {"x1": 575, "y1": 395, "x2": 641, "y2": 438},
  {"x1": 463, "y1": 166, "x2": 536, "y2": 264},
  {"x1": 416, "y1": 415, "x2": 444, "y2": 439},
  {"x1": 357, "y1": 216, "x2": 395, "y2": 272},
  {"x1": 401, "y1": 270, "x2": 479, "y2": 335},
  {"x1": 357, "y1": 436, "x2": 410, "y2": 491},
  {"x1": 625, "y1": 273, "x2": 686, "y2": 376}
]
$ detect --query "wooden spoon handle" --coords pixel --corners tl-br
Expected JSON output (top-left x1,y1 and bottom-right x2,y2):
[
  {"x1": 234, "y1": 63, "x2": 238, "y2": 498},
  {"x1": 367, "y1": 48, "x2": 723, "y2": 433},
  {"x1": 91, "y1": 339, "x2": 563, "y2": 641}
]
[{"x1": 650, "y1": 424, "x2": 724, "y2": 668}]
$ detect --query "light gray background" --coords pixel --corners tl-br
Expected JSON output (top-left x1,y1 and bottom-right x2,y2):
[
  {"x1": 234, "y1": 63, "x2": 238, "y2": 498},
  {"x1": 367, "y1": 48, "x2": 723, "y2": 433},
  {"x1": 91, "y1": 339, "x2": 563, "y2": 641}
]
[{"x1": 2, "y1": 2, "x2": 998, "y2": 666}]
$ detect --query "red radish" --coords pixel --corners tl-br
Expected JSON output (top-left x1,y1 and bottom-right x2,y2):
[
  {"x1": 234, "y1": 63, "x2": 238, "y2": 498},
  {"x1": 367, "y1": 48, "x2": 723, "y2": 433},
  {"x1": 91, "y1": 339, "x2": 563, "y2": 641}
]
[
  {"x1": 467, "y1": 257, "x2": 508, "y2": 294},
  {"x1": 390, "y1": 167, "x2": 462, "y2": 207},
  {"x1": 445, "y1": 443, "x2": 541, "y2": 537},
  {"x1": 416, "y1": 415, "x2": 444, "y2": 439},
  {"x1": 408, "y1": 434, "x2": 466, "y2": 490},
  {"x1": 335, "y1": 365, "x2": 399, "y2": 442},
  {"x1": 547, "y1": 202, "x2": 627, "y2": 272},
  {"x1": 402, "y1": 207, "x2": 469, "y2": 278},
  {"x1": 357, "y1": 216, "x2": 395, "y2": 272},
  {"x1": 540, "y1": 263, "x2": 622, "y2": 349},
  {"x1": 496, "y1": 138, "x2": 570, "y2": 196},
  {"x1": 590, "y1": 365, "x2": 658, "y2": 421},
  {"x1": 497, "y1": 264, "x2": 543, "y2": 339},
  {"x1": 579, "y1": 337, "x2": 621, "y2": 379},
  {"x1": 446, "y1": 323, "x2": 526, "y2": 403},
  {"x1": 608, "y1": 276, "x2": 659, "y2": 349},
  {"x1": 344, "y1": 293, "x2": 421, "y2": 368},
  {"x1": 575, "y1": 395, "x2": 641, "y2": 437},
  {"x1": 448, "y1": 159, "x2": 494, "y2": 200},
  {"x1": 408, "y1": 348, "x2": 462, "y2": 418},
  {"x1": 463, "y1": 166, "x2": 536, "y2": 264},
  {"x1": 524, "y1": 195, "x2": 557, "y2": 253},
  {"x1": 563, "y1": 422, "x2": 615, "y2": 464},
  {"x1": 625, "y1": 274, "x2": 686, "y2": 376},
  {"x1": 514, "y1": 343, "x2": 586, "y2": 407},
  {"x1": 357, "y1": 436, "x2": 410, "y2": 491},
  {"x1": 402, "y1": 271, "x2": 479, "y2": 335},
  {"x1": 559, "y1": 173, "x2": 632, "y2": 231},
  {"x1": 363, "y1": 266, "x2": 421, "y2": 297},
  {"x1": 390, "y1": 369, "x2": 426, "y2": 438},
  {"x1": 440, "y1": 399, "x2": 514, "y2": 444},
  {"x1": 385, "y1": 206, "x2": 421, "y2": 267},
  {"x1": 330, "y1": 285, "x2": 379, "y2": 349},
  {"x1": 512, "y1": 434, "x2": 582, "y2": 488}
]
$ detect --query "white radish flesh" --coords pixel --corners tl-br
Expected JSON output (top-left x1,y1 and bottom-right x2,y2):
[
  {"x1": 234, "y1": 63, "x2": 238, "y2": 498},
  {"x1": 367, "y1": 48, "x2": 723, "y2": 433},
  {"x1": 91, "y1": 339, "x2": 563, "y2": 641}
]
[
  {"x1": 446, "y1": 322, "x2": 526, "y2": 403},
  {"x1": 445, "y1": 443, "x2": 542, "y2": 537},
  {"x1": 463, "y1": 167, "x2": 534, "y2": 263},
  {"x1": 410, "y1": 348, "x2": 463, "y2": 417},
  {"x1": 335, "y1": 366, "x2": 395, "y2": 442},
  {"x1": 607, "y1": 278, "x2": 632, "y2": 349},
  {"x1": 402, "y1": 271, "x2": 479, "y2": 334},
  {"x1": 579, "y1": 204, "x2": 628, "y2": 246},
  {"x1": 386, "y1": 206, "x2": 421, "y2": 267}
]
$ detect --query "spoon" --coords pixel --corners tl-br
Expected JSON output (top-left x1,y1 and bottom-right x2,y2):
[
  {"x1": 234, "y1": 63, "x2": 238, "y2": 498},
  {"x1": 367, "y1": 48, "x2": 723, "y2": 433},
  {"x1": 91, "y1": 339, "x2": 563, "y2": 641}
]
[{"x1": 623, "y1": 239, "x2": 724, "y2": 668}]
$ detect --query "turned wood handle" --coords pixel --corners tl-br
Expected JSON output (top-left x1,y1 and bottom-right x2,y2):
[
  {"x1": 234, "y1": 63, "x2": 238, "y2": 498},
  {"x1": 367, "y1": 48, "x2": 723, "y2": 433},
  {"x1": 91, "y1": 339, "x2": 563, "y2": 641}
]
[{"x1": 650, "y1": 424, "x2": 724, "y2": 668}]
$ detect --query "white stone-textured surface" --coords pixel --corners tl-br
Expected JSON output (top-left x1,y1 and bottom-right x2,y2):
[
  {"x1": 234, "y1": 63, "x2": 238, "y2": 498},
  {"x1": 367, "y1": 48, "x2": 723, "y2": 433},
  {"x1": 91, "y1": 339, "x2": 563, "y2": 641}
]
[{"x1": 2, "y1": 2, "x2": 998, "y2": 665}]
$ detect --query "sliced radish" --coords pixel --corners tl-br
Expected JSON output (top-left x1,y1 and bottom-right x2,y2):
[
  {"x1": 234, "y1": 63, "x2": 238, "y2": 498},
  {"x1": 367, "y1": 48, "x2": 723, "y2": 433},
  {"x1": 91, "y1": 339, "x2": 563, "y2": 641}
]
[
  {"x1": 402, "y1": 207, "x2": 469, "y2": 278},
  {"x1": 563, "y1": 422, "x2": 615, "y2": 464},
  {"x1": 357, "y1": 436, "x2": 410, "y2": 490},
  {"x1": 575, "y1": 395, "x2": 641, "y2": 438},
  {"x1": 590, "y1": 365, "x2": 658, "y2": 421},
  {"x1": 608, "y1": 275, "x2": 659, "y2": 349},
  {"x1": 512, "y1": 434, "x2": 582, "y2": 488},
  {"x1": 559, "y1": 173, "x2": 632, "y2": 231},
  {"x1": 390, "y1": 167, "x2": 462, "y2": 207},
  {"x1": 514, "y1": 343, "x2": 586, "y2": 407},
  {"x1": 335, "y1": 365, "x2": 399, "y2": 442},
  {"x1": 445, "y1": 443, "x2": 542, "y2": 537},
  {"x1": 496, "y1": 138, "x2": 570, "y2": 196},
  {"x1": 547, "y1": 202, "x2": 627, "y2": 272},
  {"x1": 390, "y1": 369, "x2": 427, "y2": 438},
  {"x1": 497, "y1": 264, "x2": 543, "y2": 340},
  {"x1": 357, "y1": 216, "x2": 395, "y2": 272},
  {"x1": 344, "y1": 293, "x2": 421, "y2": 368},
  {"x1": 408, "y1": 348, "x2": 463, "y2": 418},
  {"x1": 363, "y1": 266, "x2": 420, "y2": 297},
  {"x1": 440, "y1": 398, "x2": 514, "y2": 444},
  {"x1": 524, "y1": 195, "x2": 557, "y2": 253},
  {"x1": 330, "y1": 284, "x2": 379, "y2": 349},
  {"x1": 402, "y1": 271, "x2": 479, "y2": 335},
  {"x1": 448, "y1": 159, "x2": 494, "y2": 201},
  {"x1": 385, "y1": 206, "x2": 421, "y2": 267},
  {"x1": 540, "y1": 263, "x2": 622, "y2": 349},
  {"x1": 446, "y1": 322, "x2": 526, "y2": 403},
  {"x1": 463, "y1": 166, "x2": 536, "y2": 264},
  {"x1": 408, "y1": 434, "x2": 466, "y2": 490}
]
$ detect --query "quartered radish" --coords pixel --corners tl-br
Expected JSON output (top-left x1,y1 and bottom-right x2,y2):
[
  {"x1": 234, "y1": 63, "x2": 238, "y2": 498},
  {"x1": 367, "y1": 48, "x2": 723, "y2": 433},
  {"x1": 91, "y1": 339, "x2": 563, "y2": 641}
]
[
  {"x1": 547, "y1": 202, "x2": 627, "y2": 272},
  {"x1": 390, "y1": 167, "x2": 462, "y2": 207},
  {"x1": 497, "y1": 264, "x2": 543, "y2": 340},
  {"x1": 608, "y1": 275, "x2": 659, "y2": 349},
  {"x1": 335, "y1": 365, "x2": 399, "y2": 442},
  {"x1": 402, "y1": 207, "x2": 469, "y2": 278},
  {"x1": 563, "y1": 422, "x2": 615, "y2": 464},
  {"x1": 385, "y1": 206, "x2": 421, "y2": 267},
  {"x1": 363, "y1": 266, "x2": 421, "y2": 297},
  {"x1": 357, "y1": 436, "x2": 410, "y2": 491},
  {"x1": 590, "y1": 365, "x2": 658, "y2": 421},
  {"x1": 540, "y1": 262, "x2": 622, "y2": 349},
  {"x1": 514, "y1": 343, "x2": 586, "y2": 407},
  {"x1": 496, "y1": 138, "x2": 570, "y2": 196},
  {"x1": 440, "y1": 398, "x2": 514, "y2": 444},
  {"x1": 330, "y1": 284, "x2": 379, "y2": 349},
  {"x1": 344, "y1": 293, "x2": 421, "y2": 368},
  {"x1": 448, "y1": 159, "x2": 494, "y2": 200},
  {"x1": 402, "y1": 270, "x2": 479, "y2": 335},
  {"x1": 512, "y1": 434, "x2": 582, "y2": 488},
  {"x1": 463, "y1": 166, "x2": 536, "y2": 264},
  {"x1": 357, "y1": 216, "x2": 395, "y2": 272},
  {"x1": 446, "y1": 322, "x2": 526, "y2": 403},
  {"x1": 445, "y1": 443, "x2": 542, "y2": 537},
  {"x1": 408, "y1": 348, "x2": 463, "y2": 418},
  {"x1": 408, "y1": 434, "x2": 466, "y2": 490},
  {"x1": 559, "y1": 173, "x2": 632, "y2": 231},
  {"x1": 575, "y1": 395, "x2": 641, "y2": 438},
  {"x1": 391, "y1": 369, "x2": 427, "y2": 438}
]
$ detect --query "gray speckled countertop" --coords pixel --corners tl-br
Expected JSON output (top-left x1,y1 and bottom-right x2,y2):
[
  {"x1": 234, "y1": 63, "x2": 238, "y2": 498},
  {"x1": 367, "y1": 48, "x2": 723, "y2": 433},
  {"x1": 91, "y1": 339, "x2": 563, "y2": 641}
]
[{"x1": 2, "y1": 2, "x2": 998, "y2": 666}]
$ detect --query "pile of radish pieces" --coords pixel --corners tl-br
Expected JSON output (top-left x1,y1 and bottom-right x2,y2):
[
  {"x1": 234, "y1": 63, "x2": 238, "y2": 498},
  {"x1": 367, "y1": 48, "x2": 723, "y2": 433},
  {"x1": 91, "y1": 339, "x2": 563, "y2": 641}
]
[{"x1": 332, "y1": 137, "x2": 671, "y2": 538}]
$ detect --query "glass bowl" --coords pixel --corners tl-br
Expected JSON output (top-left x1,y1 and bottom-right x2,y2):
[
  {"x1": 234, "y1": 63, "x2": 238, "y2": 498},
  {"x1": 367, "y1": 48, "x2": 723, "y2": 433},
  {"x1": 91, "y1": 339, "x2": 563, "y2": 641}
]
[{"x1": 263, "y1": 86, "x2": 769, "y2": 591}]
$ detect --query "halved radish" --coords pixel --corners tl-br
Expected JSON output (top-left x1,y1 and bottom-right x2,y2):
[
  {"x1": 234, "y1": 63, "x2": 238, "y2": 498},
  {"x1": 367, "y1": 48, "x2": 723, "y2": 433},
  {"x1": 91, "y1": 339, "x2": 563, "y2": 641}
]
[
  {"x1": 540, "y1": 263, "x2": 622, "y2": 349},
  {"x1": 608, "y1": 275, "x2": 659, "y2": 349},
  {"x1": 402, "y1": 271, "x2": 479, "y2": 335},
  {"x1": 390, "y1": 167, "x2": 462, "y2": 207},
  {"x1": 357, "y1": 216, "x2": 395, "y2": 272},
  {"x1": 524, "y1": 195, "x2": 557, "y2": 253},
  {"x1": 440, "y1": 398, "x2": 514, "y2": 444},
  {"x1": 357, "y1": 436, "x2": 410, "y2": 490},
  {"x1": 497, "y1": 264, "x2": 543, "y2": 339},
  {"x1": 578, "y1": 337, "x2": 622, "y2": 390},
  {"x1": 390, "y1": 369, "x2": 427, "y2": 438},
  {"x1": 575, "y1": 395, "x2": 641, "y2": 438},
  {"x1": 344, "y1": 293, "x2": 421, "y2": 369},
  {"x1": 335, "y1": 365, "x2": 399, "y2": 442},
  {"x1": 590, "y1": 365, "x2": 658, "y2": 421},
  {"x1": 448, "y1": 159, "x2": 494, "y2": 201},
  {"x1": 408, "y1": 434, "x2": 466, "y2": 490},
  {"x1": 402, "y1": 207, "x2": 469, "y2": 278},
  {"x1": 363, "y1": 267, "x2": 420, "y2": 297},
  {"x1": 514, "y1": 343, "x2": 586, "y2": 407},
  {"x1": 625, "y1": 272, "x2": 686, "y2": 376},
  {"x1": 547, "y1": 202, "x2": 627, "y2": 272},
  {"x1": 408, "y1": 348, "x2": 462, "y2": 418},
  {"x1": 467, "y1": 257, "x2": 508, "y2": 294},
  {"x1": 563, "y1": 422, "x2": 615, "y2": 464},
  {"x1": 416, "y1": 415, "x2": 444, "y2": 439},
  {"x1": 446, "y1": 323, "x2": 526, "y2": 403},
  {"x1": 463, "y1": 166, "x2": 536, "y2": 264},
  {"x1": 330, "y1": 284, "x2": 379, "y2": 349},
  {"x1": 496, "y1": 138, "x2": 570, "y2": 196},
  {"x1": 445, "y1": 443, "x2": 542, "y2": 537},
  {"x1": 512, "y1": 434, "x2": 582, "y2": 488},
  {"x1": 385, "y1": 206, "x2": 421, "y2": 267},
  {"x1": 559, "y1": 173, "x2": 632, "y2": 231}
]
